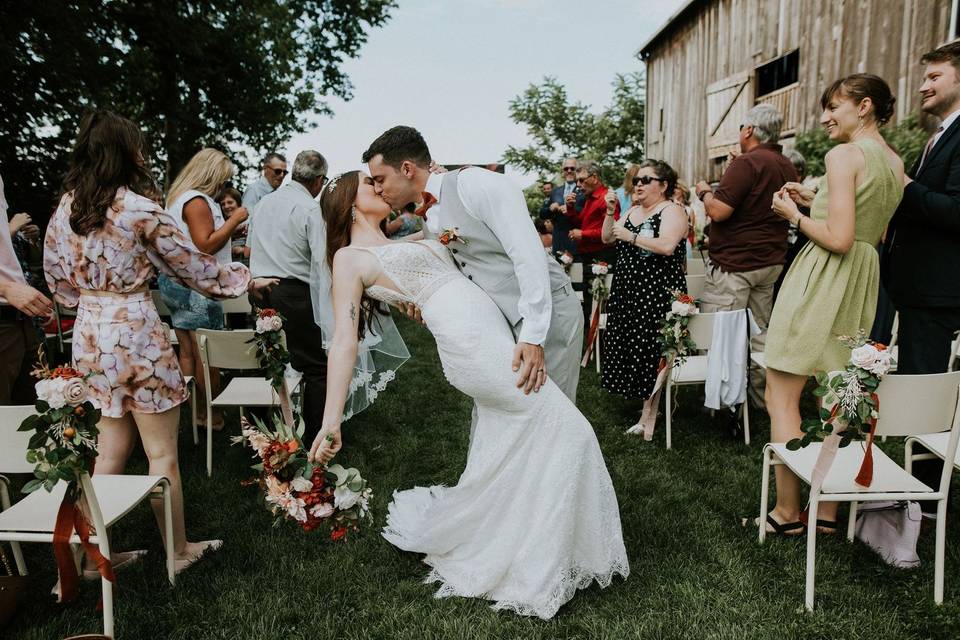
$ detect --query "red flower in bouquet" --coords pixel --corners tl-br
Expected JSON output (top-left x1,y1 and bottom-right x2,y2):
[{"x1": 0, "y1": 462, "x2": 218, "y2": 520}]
[{"x1": 330, "y1": 526, "x2": 348, "y2": 542}]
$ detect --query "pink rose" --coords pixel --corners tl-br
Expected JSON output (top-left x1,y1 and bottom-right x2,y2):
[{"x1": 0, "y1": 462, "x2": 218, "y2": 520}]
[{"x1": 62, "y1": 378, "x2": 88, "y2": 406}]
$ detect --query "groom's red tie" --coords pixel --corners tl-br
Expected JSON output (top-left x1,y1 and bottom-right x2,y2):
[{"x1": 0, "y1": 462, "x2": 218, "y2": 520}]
[{"x1": 414, "y1": 192, "x2": 437, "y2": 218}]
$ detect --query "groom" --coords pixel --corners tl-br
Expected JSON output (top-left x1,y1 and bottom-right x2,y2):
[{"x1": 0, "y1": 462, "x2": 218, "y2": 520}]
[{"x1": 362, "y1": 126, "x2": 583, "y2": 401}]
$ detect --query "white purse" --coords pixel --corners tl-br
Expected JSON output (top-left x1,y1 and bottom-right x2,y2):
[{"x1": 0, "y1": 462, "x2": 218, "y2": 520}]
[{"x1": 854, "y1": 501, "x2": 922, "y2": 569}]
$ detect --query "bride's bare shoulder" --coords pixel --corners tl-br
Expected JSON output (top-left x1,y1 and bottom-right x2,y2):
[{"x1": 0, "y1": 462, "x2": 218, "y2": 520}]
[{"x1": 332, "y1": 245, "x2": 379, "y2": 275}]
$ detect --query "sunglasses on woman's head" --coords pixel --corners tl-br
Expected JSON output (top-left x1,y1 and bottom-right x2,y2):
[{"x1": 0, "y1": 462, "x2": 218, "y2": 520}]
[{"x1": 633, "y1": 175, "x2": 665, "y2": 186}]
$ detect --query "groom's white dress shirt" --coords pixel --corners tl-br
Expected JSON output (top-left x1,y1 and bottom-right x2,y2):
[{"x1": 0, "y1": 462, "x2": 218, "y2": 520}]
[{"x1": 424, "y1": 170, "x2": 552, "y2": 346}]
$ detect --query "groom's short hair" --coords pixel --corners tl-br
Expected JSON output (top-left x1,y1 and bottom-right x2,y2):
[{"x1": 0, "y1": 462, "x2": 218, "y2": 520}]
[{"x1": 362, "y1": 126, "x2": 432, "y2": 169}]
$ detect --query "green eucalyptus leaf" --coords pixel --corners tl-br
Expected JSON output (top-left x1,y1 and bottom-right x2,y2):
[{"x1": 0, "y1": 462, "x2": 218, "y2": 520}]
[
  {"x1": 21, "y1": 478, "x2": 44, "y2": 494},
  {"x1": 786, "y1": 438, "x2": 803, "y2": 451}
]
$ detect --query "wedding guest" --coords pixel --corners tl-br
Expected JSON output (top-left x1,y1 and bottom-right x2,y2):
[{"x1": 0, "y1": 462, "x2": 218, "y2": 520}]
[
  {"x1": 385, "y1": 210, "x2": 421, "y2": 238},
  {"x1": 760, "y1": 75, "x2": 903, "y2": 535},
  {"x1": 601, "y1": 160, "x2": 687, "y2": 433},
  {"x1": 615, "y1": 164, "x2": 641, "y2": 214},
  {"x1": 884, "y1": 42, "x2": 960, "y2": 375},
  {"x1": 247, "y1": 149, "x2": 329, "y2": 443},
  {"x1": 534, "y1": 218, "x2": 553, "y2": 250},
  {"x1": 219, "y1": 186, "x2": 249, "y2": 262},
  {"x1": 539, "y1": 157, "x2": 580, "y2": 256},
  {"x1": 242, "y1": 152, "x2": 287, "y2": 211},
  {"x1": 159, "y1": 148, "x2": 248, "y2": 431},
  {"x1": 44, "y1": 110, "x2": 250, "y2": 569},
  {"x1": 672, "y1": 181, "x2": 698, "y2": 258},
  {"x1": 694, "y1": 104, "x2": 797, "y2": 405},
  {"x1": 0, "y1": 173, "x2": 51, "y2": 405},
  {"x1": 566, "y1": 160, "x2": 618, "y2": 324},
  {"x1": 541, "y1": 180, "x2": 554, "y2": 199}
]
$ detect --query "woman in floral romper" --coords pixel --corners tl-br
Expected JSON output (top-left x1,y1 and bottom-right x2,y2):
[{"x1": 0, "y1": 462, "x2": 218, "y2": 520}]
[{"x1": 44, "y1": 110, "x2": 250, "y2": 572}]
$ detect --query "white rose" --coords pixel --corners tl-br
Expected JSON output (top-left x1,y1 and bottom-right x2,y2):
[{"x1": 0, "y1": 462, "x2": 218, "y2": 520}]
[
  {"x1": 290, "y1": 475, "x2": 313, "y2": 493},
  {"x1": 62, "y1": 378, "x2": 87, "y2": 406},
  {"x1": 41, "y1": 378, "x2": 68, "y2": 410},
  {"x1": 310, "y1": 503, "x2": 335, "y2": 519},
  {"x1": 334, "y1": 485, "x2": 361, "y2": 510},
  {"x1": 255, "y1": 317, "x2": 270, "y2": 334},
  {"x1": 268, "y1": 315, "x2": 283, "y2": 331},
  {"x1": 868, "y1": 350, "x2": 892, "y2": 377},
  {"x1": 850, "y1": 344, "x2": 879, "y2": 371},
  {"x1": 671, "y1": 301, "x2": 696, "y2": 317}
]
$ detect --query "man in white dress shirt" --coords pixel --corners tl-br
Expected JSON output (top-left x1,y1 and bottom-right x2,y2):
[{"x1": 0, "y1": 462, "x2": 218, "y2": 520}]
[
  {"x1": 363, "y1": 126, "x2": 583, "y2": 402},
  {"x1": 246, "y1": 150, "x2": 328, "y2": 442}
]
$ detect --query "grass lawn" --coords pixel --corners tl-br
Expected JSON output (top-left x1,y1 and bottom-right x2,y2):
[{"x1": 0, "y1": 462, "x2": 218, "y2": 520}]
[{"x1": 7, "y1": 318, "x2": 960, "y2": 639}]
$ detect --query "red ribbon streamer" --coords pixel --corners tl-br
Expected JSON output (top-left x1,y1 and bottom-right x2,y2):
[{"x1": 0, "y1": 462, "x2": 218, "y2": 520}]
[
  {"x1": 854, "y1": 392, "x2": 880, "y2": 488},
  {"x1": 581, "y1": 303, "x2": 603, "y2": 368},
  {"x1": 52, "y1": 481, "x2": 116, "y2": 605}
]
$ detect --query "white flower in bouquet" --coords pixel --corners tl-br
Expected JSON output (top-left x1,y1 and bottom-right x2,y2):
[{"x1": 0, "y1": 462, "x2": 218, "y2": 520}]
[
  {"x1": 591, "y1": 263, "x2": 609, "y2": 276},
  {"x1": 62, "y1": 378, "x2": 88, "y2": 406},
  {"x1": 850, "y1": 344, "x2": 880, "y2": 371},
  {"x1": 310, "y1": 503, "x2": 335, "y2": 519},
  {"x1": 334, "y1": 484, "x2": 361, "y2": 510},
  {"x1": 670, "y1": 300, "x2": 698, "y2": 317},
  {"x1": 559, "y1": 252, "x2": 573, "y2": 265},
  {"x1": 868, "y1": 349, "x2": 892, "y2": 377},
  {"x1": 264, "y1": 476, "x2": 289, "y2": 499},
  {"x1": 290, "y1": 475, "x2": 313, "y2": 493},
  {"x1": 36, "y1": 378, "x2": 68, "y2": 410},
  {"x1": 357, "y1": 488, "x2": 374, "y2": 518},
  {"x1": 255, "y1": 315, "x2": 283, "y2": 334}
]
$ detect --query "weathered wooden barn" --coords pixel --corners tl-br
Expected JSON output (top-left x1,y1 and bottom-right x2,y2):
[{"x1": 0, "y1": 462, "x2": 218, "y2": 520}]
[{"x1": 638, "y1": 0, "x2": 956, "y2": 182}]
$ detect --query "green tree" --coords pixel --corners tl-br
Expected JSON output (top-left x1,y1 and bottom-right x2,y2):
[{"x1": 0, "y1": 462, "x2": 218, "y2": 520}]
[
  {"x1": 0, "y1": 0, "x2": 394, "y2": 214},
  {"x1": 503, "y1": 72, "x2": 646, "y2": 187},
  {"x1": 794, "y1": 113, "x2": 929, "y2": 177}
]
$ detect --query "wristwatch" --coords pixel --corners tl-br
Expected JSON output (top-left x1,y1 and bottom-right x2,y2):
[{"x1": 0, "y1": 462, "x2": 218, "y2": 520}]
[{"x1": 696, "y1": 188, "x2": 712, "y2": 200}]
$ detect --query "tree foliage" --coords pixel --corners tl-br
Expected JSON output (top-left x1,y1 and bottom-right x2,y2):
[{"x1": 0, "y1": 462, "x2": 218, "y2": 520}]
[
  {"x1": 0, "y1": 0, "x2": 394, "y2": 214},
  {"x1": 504, "y1": 72, "x2": 646, "y2": 186},
  {"x1": 795, "y1": 113, "x2": 930, "y2": 177}
]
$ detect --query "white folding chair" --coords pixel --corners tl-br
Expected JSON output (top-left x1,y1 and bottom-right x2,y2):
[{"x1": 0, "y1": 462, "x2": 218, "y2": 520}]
[
  {"x1": 948, "y1": 331, "x2": 960, "y2": 373},
  {"x1": 591, "y1": 273, "x2": 615, "y2": 373},
  {"x1": 0, "y1": 406, "x2": 175, "y2": 638},
  {"x1": 220, "y1": 296, "x2": 252, "y2": 328},
  {"x1": 685, "y1": 274, "x2": 705, "y2": 301},
  {"x1": 569, "y1": 262, "x2": 584, "y2": 302},
  {"x1": 158, "y1": 321, "x2": 196, "y2": 444},
  {"x1": 196, "y1": 329, "x2": 288, "y2": 476},
  {"x1": 664, "y1": 310, "x2": 751, "y2": 449},
  {"x1": 759, "y1": 371, "x2": 960, "y2": 611}
]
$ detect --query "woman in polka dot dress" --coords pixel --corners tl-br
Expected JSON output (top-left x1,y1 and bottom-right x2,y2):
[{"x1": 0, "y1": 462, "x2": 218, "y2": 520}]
[{"x1": 600, "y1": 160, "x2": 689, "y2": 432}]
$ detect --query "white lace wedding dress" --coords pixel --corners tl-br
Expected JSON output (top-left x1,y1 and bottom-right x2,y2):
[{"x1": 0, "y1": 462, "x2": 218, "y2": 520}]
[{"x1": 356, "y1": 239, "x2": 629, "y2": 619}]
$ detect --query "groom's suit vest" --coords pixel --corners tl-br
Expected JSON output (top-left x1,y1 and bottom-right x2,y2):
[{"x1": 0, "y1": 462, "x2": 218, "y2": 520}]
[{"x1": 424, "y1": 169, "x2": 571, "y2": 328}]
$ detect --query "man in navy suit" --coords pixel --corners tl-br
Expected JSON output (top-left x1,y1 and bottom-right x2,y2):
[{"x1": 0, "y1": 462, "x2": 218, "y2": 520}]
[
  {"x1": 884, "y1": 42, "x2": 960, "y2": 375},
  {"x1": 540, "y1": 157, "x2": 582, "y2": 256}
]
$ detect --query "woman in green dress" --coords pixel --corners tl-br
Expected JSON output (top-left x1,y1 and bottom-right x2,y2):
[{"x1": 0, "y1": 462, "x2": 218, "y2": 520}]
[{"x1": 759, "y1": 74, "x2": 905, "y2": 536}]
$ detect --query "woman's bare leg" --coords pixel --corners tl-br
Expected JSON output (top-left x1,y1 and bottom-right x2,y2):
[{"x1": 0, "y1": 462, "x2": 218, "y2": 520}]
[{"x1": 764, "y1": 368, "x2": 838, "y2": 527}]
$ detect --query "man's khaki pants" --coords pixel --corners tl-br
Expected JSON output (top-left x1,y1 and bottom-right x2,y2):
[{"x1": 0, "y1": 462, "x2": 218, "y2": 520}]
[{"x1": 699, "y1": 262, "x2": 783, "y2": 407}]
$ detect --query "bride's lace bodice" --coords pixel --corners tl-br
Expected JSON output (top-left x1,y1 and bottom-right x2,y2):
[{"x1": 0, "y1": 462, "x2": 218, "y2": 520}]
[{"x1": 359, "y1": 239, "x2": 461, "y2": 307}]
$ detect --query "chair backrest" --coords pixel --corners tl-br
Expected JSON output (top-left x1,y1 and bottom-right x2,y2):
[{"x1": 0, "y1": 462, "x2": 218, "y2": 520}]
[
  {"x1": 874, "y1": 371, "x2": 960, "y2": 438},
  {"x1": 568, "y1": 262, "x2": 583, "y2": 284},
  {"x1": 682, "y1": 309, "x2": 750, "y2": 352},
  {"x1": 221, "y1": 296, "x2": 252, "y2": 316},
  {"x1": 686, "y1": 258, "x2": 706, "y2": 276},
  {"x1": 948, "y1": 334, "x2": 960, "y2": 372},
  {"x1": 685, "y1": 274, "x2": 706, "y2": 301},
  {"x1": 196, "y1": 329, "x2": 262, "y2": 370},
  {"x1": 0, "y1": 406, "x2": 40, "y2": 474},
  {"x1": 151, "y1": 289, "x2": 172, "y2": 317}
]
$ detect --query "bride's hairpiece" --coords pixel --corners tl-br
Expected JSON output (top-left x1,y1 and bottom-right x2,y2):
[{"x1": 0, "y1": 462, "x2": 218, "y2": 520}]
[{"x1": 327, "y1": 174, "x2": 343, "y2": 193}]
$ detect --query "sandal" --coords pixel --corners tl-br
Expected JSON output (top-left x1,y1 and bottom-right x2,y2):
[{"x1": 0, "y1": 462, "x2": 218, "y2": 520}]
[
  {"x1": 815, "y1": 519, "x2": 839, "y2": 535},
  {"x1": 83, "y1": 549, "x2": 148, "y2": 580},
  {"x1": 741, "y1": 514, "x2": 806, "y2": 537},
  {"x1": 175, "y1": 539, "x2": 223, "y2": 575}
]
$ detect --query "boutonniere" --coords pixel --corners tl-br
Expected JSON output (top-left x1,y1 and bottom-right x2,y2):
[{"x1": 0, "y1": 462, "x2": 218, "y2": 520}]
[{"x1": 438, "y1": 227, "x2": 468, "y2": 246}]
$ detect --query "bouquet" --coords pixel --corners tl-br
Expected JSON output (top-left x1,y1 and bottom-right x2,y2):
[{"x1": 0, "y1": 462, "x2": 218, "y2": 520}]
[
  {"x1": 659, "y1": 289, "x2": 699, "y2": 367},
  {"x1": 19, "y1": 359, "x2": 101, "y2": 494},
  {"x1": 788, "y1": 333, "x2": 895, "y2": 451},
  {"x1": 556, "y1": 250, "x2": 574, "y2": 272},
  {"x1": 234, "y1": 415, "x2": 372, "y2": 541},
  {"x1": 589, "y1": 261, "x2": 611, "y2": 300}
]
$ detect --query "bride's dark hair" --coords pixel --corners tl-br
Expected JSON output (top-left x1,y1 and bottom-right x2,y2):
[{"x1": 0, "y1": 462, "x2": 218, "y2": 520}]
[{"x1": 320, "y1": 170, "x2": 388, "y2": 340}]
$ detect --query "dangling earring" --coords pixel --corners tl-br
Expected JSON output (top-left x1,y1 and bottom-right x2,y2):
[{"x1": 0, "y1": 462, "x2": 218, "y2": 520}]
[{"x1": 351, "y1": 206, "x2": 357, "y2": 223}]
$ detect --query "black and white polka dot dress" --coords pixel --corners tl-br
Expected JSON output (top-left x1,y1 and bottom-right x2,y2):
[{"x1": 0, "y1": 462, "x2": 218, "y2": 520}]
[{"x1": 601, "y1": 208, "x2": 686, "y2": 399}]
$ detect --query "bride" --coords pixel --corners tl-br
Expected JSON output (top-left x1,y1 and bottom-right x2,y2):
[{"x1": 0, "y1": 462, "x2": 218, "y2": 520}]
[{"x1": 308, "y1": 171, "x2": 629, "y2": 619}]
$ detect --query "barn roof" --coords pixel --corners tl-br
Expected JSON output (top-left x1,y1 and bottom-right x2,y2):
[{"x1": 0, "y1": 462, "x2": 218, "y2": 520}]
[{"x1": 636, "y1": 0, "x2": 708, "y2": 59}]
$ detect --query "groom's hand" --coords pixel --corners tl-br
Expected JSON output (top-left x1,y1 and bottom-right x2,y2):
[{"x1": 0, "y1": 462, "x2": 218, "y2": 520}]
[
  {"x1": 513, "y1": 342, "x2": 546, "y2": 394},
  {"x1": 398, "y1": 302, "x2": 424, "y2": 325}
]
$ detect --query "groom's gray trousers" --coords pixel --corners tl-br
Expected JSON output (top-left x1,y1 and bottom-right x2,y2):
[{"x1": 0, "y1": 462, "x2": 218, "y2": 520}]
[{"x1": 469, "y1": 283, "x2": 584, "y2": 445}]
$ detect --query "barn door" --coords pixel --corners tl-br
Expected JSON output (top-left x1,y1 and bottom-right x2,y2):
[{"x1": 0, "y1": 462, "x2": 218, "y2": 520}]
[{"x1": 705, "y1": 71, "x2": 753, "y2": 160}]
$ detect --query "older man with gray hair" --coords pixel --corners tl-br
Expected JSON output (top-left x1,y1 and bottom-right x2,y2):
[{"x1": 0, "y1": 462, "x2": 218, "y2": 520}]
[
  {"x1": 694, "y1": 103, "x2": 798, "y2": 412},
  {"x1": 247, "y1": 149, "x2": 329, "y2": 442}
]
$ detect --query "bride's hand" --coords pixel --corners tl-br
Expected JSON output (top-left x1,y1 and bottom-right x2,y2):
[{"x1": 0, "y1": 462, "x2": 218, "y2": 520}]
[{"x1": 309, "y1": 427, "x2": 342, "y2": 465}]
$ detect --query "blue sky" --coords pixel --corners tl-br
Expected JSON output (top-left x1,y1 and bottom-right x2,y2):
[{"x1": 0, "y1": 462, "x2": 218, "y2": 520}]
[{"x1": 278, "y1": 0, "x2": 685, "y2": 189}]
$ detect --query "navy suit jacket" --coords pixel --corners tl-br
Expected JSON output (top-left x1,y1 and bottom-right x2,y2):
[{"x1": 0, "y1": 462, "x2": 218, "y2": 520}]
[
  {"x1": 883, "y1": 115, "x2": 960, "y2": 308},
  {"x1": 539, "y1": 183, "x2": 583, "y2": 256}
]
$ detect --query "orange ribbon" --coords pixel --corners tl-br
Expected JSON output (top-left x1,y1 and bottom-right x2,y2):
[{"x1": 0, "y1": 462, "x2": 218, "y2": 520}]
[{"x1": 52, "y1": 481, "x2": 116, "y2": 605}]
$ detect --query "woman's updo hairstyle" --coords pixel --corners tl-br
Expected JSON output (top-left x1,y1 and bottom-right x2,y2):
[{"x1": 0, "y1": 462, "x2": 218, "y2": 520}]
[
  {"x1": 820, "y1": 73, "x2": 896, "y2": 126},
  {"x1": 638, "y1": 159, "x2": 679, "y2": 200}
]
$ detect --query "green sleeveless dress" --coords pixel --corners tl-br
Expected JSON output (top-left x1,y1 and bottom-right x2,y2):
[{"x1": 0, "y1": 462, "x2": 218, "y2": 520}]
[{"x1": 765, "y1": 138, "x2": 903, "y2": 375}]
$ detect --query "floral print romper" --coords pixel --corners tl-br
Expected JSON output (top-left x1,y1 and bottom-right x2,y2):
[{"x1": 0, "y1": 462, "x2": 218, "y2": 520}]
[{"x1": 44, "y1": 188, "x2": 250, "y2": 417}]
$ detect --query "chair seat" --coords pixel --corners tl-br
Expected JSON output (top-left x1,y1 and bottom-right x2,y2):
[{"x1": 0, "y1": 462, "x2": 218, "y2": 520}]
[
  {"x1": 0, "y1": 474, "x2": 165, "y2": 534},
  {"x1": 212, "y1": 377, "x2": 282, "y2": 407},
  {"x1": 750, "y1": 352, "x2": 766, "y2": 369},
  {"x1": 671, "y1": 355, "x2": 708, "y2": 384},
  {"x1": 769, "y1": 442, "x2": 933, "y2": 495},
  {"x1": 907, "y1": 432, "x2": 960, "y2": 470}
]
